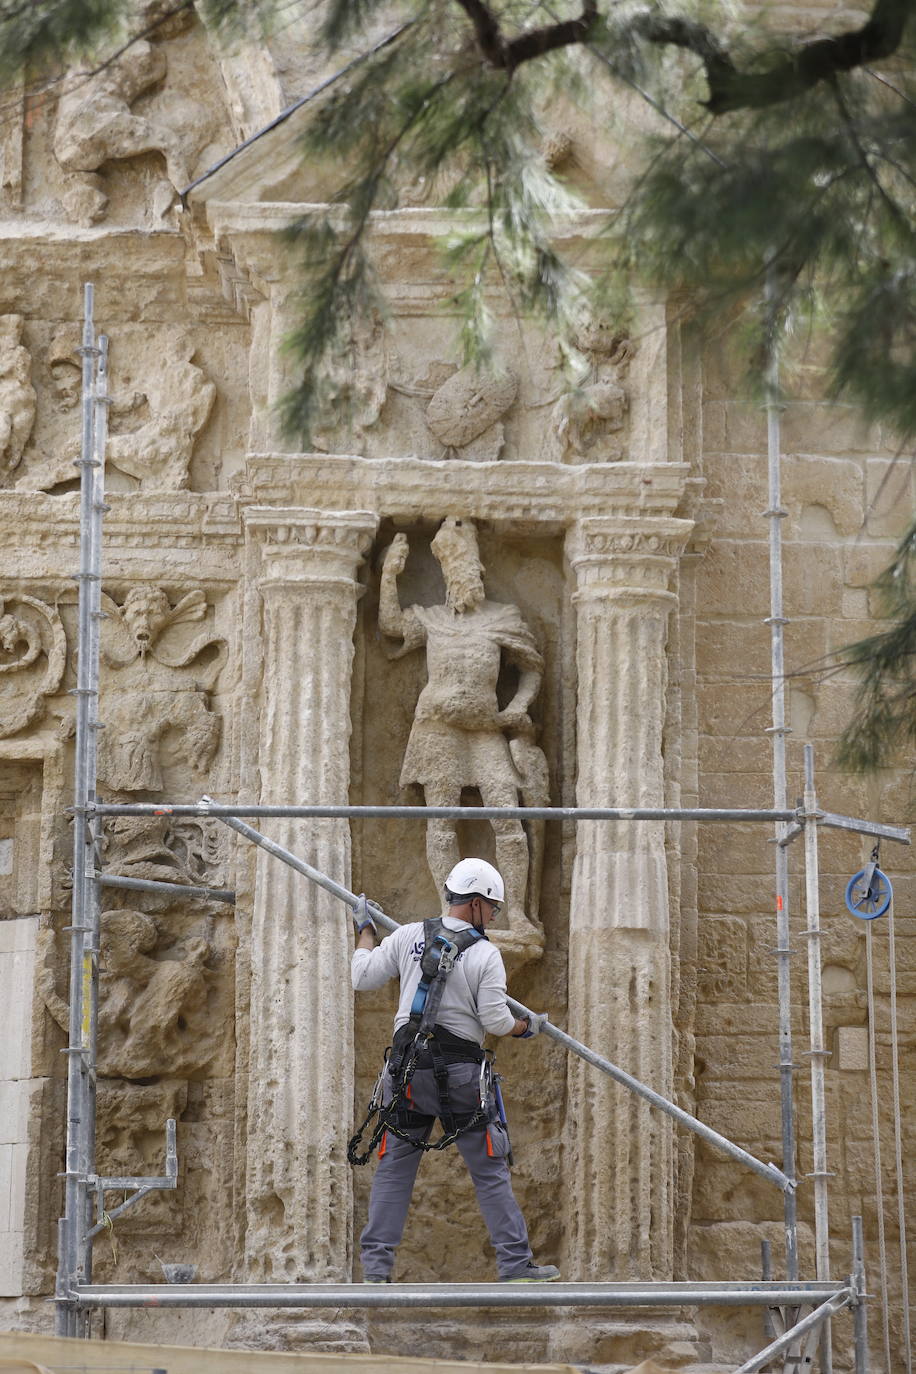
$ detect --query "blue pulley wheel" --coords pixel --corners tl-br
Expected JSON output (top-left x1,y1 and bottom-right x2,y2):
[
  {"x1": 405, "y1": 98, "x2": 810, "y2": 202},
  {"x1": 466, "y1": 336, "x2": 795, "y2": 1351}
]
[{"x1": 845, "y1": 866, "x2": 892, "y2": 920}]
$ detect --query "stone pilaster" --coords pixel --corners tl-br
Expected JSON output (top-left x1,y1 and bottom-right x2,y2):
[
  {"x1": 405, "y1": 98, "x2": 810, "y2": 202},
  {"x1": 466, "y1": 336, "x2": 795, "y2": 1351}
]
[
  {"x1": 564, "y1": 514, "x2": 692, "y2": 1282},
  {"x1": 242, "y1": 507, "x2": 376, "y2": 1283}
]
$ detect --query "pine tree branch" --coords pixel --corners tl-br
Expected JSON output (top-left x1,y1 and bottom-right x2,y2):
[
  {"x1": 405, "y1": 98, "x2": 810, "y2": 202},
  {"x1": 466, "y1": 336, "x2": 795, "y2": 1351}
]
[
  {"x1": 634, "y1": 0, "x2": 914, "y2": 114},
  {"x1": 452, "y1": 0, "x2": 598, "y2": 72}
]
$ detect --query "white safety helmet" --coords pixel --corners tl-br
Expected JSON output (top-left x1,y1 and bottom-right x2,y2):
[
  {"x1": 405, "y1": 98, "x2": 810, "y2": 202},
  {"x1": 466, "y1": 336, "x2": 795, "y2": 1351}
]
[{"x1": 444, "y1": 857, "x2": 505, "y2": 904}]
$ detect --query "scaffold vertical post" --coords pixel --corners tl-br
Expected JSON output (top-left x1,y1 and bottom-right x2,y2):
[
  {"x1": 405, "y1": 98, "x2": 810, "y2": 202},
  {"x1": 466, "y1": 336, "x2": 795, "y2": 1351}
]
[
  {"x1": 55, "y1": 285, "x2": 101, "y2": 1337},
  {"x1": 852, "y1": 1215, "x2": 868, "y2": 1374},
  {"x1": 764, "y1": 273, "x2": 799, "y2": 1281},
  {"x1": 804, "y1": 743, "x2": 831, "y2": 1373}
]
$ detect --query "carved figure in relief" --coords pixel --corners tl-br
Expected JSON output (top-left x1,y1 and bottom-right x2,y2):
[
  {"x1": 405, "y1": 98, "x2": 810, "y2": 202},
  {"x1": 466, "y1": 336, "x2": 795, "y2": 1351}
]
[
  {"x1": 53, "y1": 41, "x2": 212, "y2": 224},
  {"x1": 20, "y1": 338, "x2": 214, "y2": 492},
  {"x1": 38, "y1": 912, "x2": 221, "y2": 1078},
  {"x1": 104, "y1": 347, "x2": 216, "y2": 491},
  {"x1": 95, "y1": 584, "x2": 226, "y2": 792},
  {"x1": 0, "y1": 314, "x2": 35, "y2": 474},
  {"x1": 0, "y1": 593, "x2": 67, "y2": 737},
  {"x1": 380, "y1": 518, "x2": 548, "y2": 958},
  {"x1": 550, "y1": 329, "x2": 632, "y2": 463}
]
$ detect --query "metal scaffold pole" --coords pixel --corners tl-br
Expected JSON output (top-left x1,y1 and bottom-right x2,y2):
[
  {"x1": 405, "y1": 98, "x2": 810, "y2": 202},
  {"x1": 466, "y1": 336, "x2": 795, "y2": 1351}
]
[
  {"x1": 56, "y1": 286, "x2": 104, "y2": 1337},
  {"x1": 803, "y1": 743, "x2": 832, "y2": 1374},
  {"x1": 763, "y1": 280, "x2": 800, "y2": 1283}
]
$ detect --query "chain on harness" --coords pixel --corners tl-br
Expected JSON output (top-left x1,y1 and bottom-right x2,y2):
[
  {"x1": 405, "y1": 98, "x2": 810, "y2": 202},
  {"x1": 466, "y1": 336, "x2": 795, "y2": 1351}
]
[{"x1": 348, "y1": 919, "x2": 494, "y2": 1166}]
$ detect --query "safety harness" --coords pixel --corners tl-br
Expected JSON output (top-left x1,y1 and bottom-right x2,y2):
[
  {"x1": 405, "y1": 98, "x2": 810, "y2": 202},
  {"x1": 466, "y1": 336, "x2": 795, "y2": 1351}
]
[{"x1": 348, "y1": 918, "x2": 498, "y2": 1165}]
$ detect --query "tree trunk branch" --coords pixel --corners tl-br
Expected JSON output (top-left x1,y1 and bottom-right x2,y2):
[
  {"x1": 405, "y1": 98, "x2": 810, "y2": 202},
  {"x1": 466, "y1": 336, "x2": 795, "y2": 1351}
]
[
  {"x1": 452, "y1": 0, "x2": 598, "y2": 72},
  {"x1": 635, "y1": 0, "x2": 914, "y2": 113}
]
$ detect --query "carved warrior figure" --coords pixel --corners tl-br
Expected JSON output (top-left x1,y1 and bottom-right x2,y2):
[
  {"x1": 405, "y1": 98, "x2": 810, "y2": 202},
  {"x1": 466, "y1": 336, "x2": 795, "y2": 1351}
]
[
  {"x1": 550, "y1": 329, "x2": 631, "y2": 463},
  {"x1": 53, "y1": 40, "x2": 212, "y2": 224},
  {"x1": 380, "y1": 518, "x2": 548, "y2": 955},
  {"x1": 0, "y1": 314, "x2": 35, "y2": 474}
]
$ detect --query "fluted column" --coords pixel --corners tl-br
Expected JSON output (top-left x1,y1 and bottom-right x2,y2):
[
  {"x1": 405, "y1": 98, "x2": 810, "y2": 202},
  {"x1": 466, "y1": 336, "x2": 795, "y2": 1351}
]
[
  {"x1": 564, "y1": 514, "x2": 692, "y2": 1281},
  {"x1": 243, "y1": 507, "x2": 377, "y2": 1282}
]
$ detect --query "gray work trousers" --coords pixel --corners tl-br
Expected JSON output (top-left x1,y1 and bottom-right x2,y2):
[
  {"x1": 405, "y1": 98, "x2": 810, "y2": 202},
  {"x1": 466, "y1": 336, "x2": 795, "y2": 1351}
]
[{"x1": 359, "y1": 1062, "x2": 533, "y2": 1280}]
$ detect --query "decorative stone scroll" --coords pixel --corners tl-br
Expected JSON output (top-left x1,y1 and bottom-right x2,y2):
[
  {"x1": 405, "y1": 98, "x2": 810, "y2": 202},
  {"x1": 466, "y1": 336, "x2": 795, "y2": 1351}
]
[{"x1": 0, "y1": 592, "x2": 66, "y2": 737}]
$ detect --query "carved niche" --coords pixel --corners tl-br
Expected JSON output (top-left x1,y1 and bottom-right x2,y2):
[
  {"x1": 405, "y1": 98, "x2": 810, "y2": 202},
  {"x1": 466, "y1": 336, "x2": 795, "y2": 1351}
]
[
  {"x1": 378, "y1": 517, "x2": 549, "y2": 964},
  {"x1": 96, "y1": 586, "x2": 226, "y2": 794},
  {"x1": 0, "y1": 593, "x2": 67, "y2": 737}
]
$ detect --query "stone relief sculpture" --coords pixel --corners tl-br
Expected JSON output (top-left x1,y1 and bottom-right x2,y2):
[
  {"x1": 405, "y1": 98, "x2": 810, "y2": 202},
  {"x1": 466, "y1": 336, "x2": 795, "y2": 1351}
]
[
  {"x1": 18, "y1": 336, "x2": 215, "y2": 493},
  {"x1": 103, "y1": 344, "x2": 216, "y2": 491},
  {"x1": 550, "y1": 327, "x2": 632, "y2": 463},
  {"x1": 0, "y1": 315, "x2": 35, "y2": 476},
  {"x1": 379, "y1": 517, "x2": 548, "y2": 960},
  {"x1": 38, "y1": 911, "x2": 222, "y2": 1078},
  {"x1": 389, "y1": 361, "x2": 518, "y2": 461},
  {"x1": 0, "y1": 593, "x2": 67, "y2": 736},
  {"x1": 53, "y1": 40, "x2": 214, "y2": 225},
  {"x1": 95, "y1": 584, "x2": 226, "y2": 792}
]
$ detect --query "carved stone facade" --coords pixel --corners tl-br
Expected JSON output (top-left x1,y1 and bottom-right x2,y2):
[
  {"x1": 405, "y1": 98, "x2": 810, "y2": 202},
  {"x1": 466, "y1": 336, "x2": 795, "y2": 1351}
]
[{"x1": 0, "y1": 11, "x2": 913, "y2": 1373}]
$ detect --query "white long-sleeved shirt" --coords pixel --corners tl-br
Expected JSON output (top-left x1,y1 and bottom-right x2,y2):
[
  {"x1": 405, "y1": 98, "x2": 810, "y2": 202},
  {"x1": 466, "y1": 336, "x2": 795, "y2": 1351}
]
[{"x1": 351, "y1": 915, "x2": 516, "y2": 1044}]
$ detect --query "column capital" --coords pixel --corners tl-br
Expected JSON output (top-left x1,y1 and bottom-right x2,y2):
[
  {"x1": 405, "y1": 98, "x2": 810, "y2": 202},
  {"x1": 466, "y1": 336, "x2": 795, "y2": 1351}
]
[
  {"x1": 244, "y1": 506, "x2": 378, "y2": 589},
  {"x1": 566, "y1": 514, "x2": 694, "y2": 606}
]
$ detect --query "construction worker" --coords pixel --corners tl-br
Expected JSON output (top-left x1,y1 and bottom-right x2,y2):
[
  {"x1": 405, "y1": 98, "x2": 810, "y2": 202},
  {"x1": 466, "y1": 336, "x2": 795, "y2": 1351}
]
[{"x1": 351, "y1": 857, "x2": 560, "y2": 1284}]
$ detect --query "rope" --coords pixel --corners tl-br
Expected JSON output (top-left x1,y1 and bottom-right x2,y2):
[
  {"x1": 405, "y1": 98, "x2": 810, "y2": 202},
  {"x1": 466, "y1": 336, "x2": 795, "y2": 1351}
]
[
  {"x1": 866, "y1": 919, "x2": 893, "y2": 1371},
  {"x1": 887, "y1": 901, "x2": 913, "y2": 1374}
]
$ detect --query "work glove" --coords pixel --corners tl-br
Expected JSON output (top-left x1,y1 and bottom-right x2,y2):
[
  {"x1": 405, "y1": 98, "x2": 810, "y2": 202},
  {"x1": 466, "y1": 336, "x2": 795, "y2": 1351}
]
[
  {"x1": 519, "y1": 1011, "x2": 548, "y2": 1038},
  {"x1": 352, "y1": 894, "x2": 377, "y2": 936}
]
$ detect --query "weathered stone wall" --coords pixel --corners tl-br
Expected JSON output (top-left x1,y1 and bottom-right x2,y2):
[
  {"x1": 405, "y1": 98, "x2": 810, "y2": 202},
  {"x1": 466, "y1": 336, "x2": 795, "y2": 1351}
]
[{"x1": 0, "y1": 8, "x2": 911, "y2": 1371}]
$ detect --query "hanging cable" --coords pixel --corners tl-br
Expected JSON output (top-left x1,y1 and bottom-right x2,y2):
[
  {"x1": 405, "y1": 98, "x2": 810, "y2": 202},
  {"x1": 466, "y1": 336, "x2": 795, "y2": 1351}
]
[
  {"x1": 866, "y1": 911, "x2": 893, "y2": 1371},
  {"x1": 887, "y1": 895, "x2": 912, "y2": 1374}
]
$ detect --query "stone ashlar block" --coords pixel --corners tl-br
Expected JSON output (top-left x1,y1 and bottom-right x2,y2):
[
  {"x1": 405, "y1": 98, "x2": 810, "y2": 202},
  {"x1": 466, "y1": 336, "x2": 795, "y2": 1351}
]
[
  {"x1": 697, "y1": 825, "x2": 776, "y2": 878},
  {"x1": 696, "y1": 540, "x2": 771, "y2": 618},
  {"x1": 782, "y1": 401, "x2": 890, "y2": 456},
  {"x1": 695, "y1": 618, "x2": 770, "y2": 680},
  {"x1": 687, "y1": 1219, "x2": 815, "y2": 1283},
  {"x1": 865, "y1": 458, "x2": 916, "y2": 540},
  {"x1": 697, "y1": 683, "x2": 774, "y2": 738},
  {"x1": 783, "y1": 455, "x2": 865, "y2": 538},
  {"x1": 696, "y1": 734, "x2": 773, "y2": 776},
  {"x1": 782, "y1": 542, "x2": 846, "y2": 616},
  {"x1": 694, "y1": 1033, "x2": 786, "y2": 1080},
  {"x1": 690, "y1": 1159, "x2": 786, "y2": 1224},
  {"x1": 0, "y1": 1082, "x2": 29, "y2": 1146},
  {"x1": 0, "y1": 1227, "x2": 24, "y2": 1299},
  {"x1": 844, "y1": 541, "x2": 900, "y2": 590},
  {"x1": 696, "y1": 874, "x2": 775, "y2": 916},
  {"x1": 700, "y1": 773, "x2": 779, "y2": 810}
]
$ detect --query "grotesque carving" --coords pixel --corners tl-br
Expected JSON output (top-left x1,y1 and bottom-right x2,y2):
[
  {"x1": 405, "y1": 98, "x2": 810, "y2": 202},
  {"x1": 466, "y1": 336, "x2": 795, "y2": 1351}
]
[
  {"x1": 379, "y1": 518, "x2": 548, "y2": 960},
  {"x1": 101, "y1": 587, "x2": 208, "y2": 666},
  {"x1": 38, "y1": 912, "x2": 223, "y2": 1078},
  {"x1": 96, "y1": 585, "x2": 225, "y2": 793},
  {"x1": 550, "y1": 330, "x2": 631, "y2": 463},
  {"x1": 0, "y1": 593, "x2": 67, "y2": 737},
  {"x1": 0, "y1": 315, "x2": 35, "y2": 476},
  {"x1": 53, "y1": 41, "x2": 213, "y2": 224}
]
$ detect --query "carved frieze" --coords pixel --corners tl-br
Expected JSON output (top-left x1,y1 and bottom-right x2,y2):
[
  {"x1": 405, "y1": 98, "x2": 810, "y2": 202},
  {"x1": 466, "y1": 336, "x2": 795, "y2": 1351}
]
[{"x1": 0, "y1": 592, "x2": 66, "y2": 737}]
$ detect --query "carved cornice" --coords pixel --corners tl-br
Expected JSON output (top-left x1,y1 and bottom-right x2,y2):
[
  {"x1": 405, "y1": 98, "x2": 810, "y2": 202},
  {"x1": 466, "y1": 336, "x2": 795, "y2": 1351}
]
[
  {"x1": 244, "y1": 506, "x2": 378, "y2": 590},
  {"x1": 235, "y1": 454, "x2": 691, "y2": 530}
]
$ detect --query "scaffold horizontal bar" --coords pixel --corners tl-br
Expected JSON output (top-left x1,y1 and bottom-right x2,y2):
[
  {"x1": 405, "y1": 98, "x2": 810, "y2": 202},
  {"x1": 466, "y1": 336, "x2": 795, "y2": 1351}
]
[
  {"x1": 98, "y1": 874, "x2": 235, "y2": 903},
  {"x1": 70, "y1": 1281, "x2": 850, "y2": 1310},
  {"x1": 819, "y1": 810, "x2": 910, "y2": 844},
  {"x1": 91, "y1": 802, "x2": 797, "y2": 822}
]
